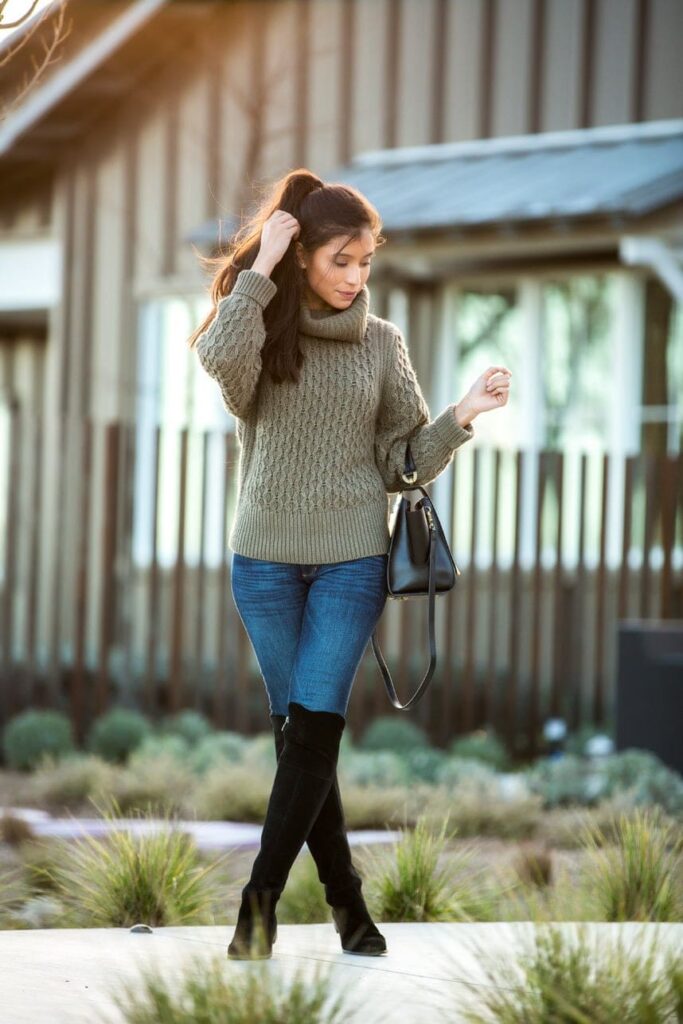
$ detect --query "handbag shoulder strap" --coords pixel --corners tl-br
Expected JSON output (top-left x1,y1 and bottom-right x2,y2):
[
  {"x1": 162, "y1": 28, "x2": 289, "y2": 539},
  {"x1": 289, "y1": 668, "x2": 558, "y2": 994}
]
[{"x1": 370, "y1": 517, "x2": 438, "y2": 711}]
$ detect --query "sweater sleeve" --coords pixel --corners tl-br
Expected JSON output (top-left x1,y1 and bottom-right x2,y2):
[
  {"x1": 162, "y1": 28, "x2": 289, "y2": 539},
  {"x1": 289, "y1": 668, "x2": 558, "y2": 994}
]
[
  {"x1": 374, "y1": 326, "x2": 474, "y2": 493},
  {"x1": 194, "y1": 269, "x2": 278, "y2": 420}
]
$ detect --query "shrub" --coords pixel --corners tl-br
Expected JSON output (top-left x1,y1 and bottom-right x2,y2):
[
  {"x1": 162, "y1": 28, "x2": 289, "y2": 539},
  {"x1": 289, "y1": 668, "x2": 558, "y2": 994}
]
[
  {"x1": 338, "y1": 783, "x2": 415, "y2": 830},
  {"x1": 0, "y1": 864, "x2": 29, "y2": 926},
  {"x1": 358, "y1": 717, "x2": 429, "y2": 754},
  {"x1": 2, "y1": 709, "x2": 75, "y2": 771},
  {"x1": 86, "y1": 708, "x2": 152, "y2": 764},
  {"x1": 527, "y1": 749, "x2": 683, "y2": 816},
  {"x1": 461, "y1": 925, "x2": 682, "y2": 1023},
  {"x1": 188, "y1": 731, "x2": 248, "y2": 774},
  {"x1": 193, "y1": 764, "x2": 272, "y2": 822},
  {"x1": 240, "y1": 733, "x2": 280, "y2": 773},
  {"x1": 339, "y1": 750, "x2": 410, "y2": 788},
  {"x1": 511, "y1": 842, "x2": 553, "y2": 888},
  {"x1": 435, "y1": 756, "x2": 497, "y2": 788},
  {"x1": 424, "y1": 781, "x2": 542, "y2": 840},
  {"x1": 276, "y1": 851, "x2": 331, "y2": 924},
  {"x1": 129, "y1": 734, "x2": 191, "y2": 765},
  {"x1": 49, "y1": 798, "x2": 224, "y2": 927},
  {"x1": 565, "y1": 723, "x2": 614, "y2": 757},
  {"x1": 403, "y1": 747, "x2": 449, "y2": 783},
  {"x1": 0, "y1": 812, "x2": 36, "y2": 846},
  {"x1": 112, "y1": 955, "x2": 354, "y2": 1024},
  {"x1": 28, "y1": 753, "x2": 118, "y2": 809},
  {"x1": 159, "y1": 710, "x2": 213, "y2": 747},
  {"x1": 364, "y1": 814, "x2": 505, "y2": 923},
  {"x1": 108, "y1": 754, "x2": 194, "y2": 816},
  {"x1": 581, "y1": 807, "x2": 683, "y2": 922},
  {"x1": 20, "y1": 838, "x2": 70, "y2": 895},
  {"x1": 602, "y1": 749, "x2": 683, "y2": 817},
  {"x1": 448, "y1": 730, "x2": 509, "y2": 770},
  {"x1": 525, "y1": 754, "x2": 607, "y2": 807}
]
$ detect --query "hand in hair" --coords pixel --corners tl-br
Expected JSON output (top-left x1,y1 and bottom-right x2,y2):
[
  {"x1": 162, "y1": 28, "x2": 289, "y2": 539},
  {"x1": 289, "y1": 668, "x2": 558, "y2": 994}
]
[{"x1": 254, "y1": 210, "x2": 301, "y2": 275}]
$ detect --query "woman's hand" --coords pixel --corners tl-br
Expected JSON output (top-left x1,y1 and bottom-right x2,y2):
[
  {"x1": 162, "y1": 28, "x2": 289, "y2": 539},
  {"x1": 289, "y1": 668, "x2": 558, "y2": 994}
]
[
  {"x1": 253, "y1": 210, "x2": 301, "y2": 275},
  {"x1": 454, "y1": 366, "x2": 512, "y2": 426}
]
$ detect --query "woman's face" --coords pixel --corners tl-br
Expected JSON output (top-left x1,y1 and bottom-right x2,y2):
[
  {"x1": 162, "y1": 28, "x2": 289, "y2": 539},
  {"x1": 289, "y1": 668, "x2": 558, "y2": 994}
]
[{"x1": 296, "y1": 228, "x2": 375, "y2": 310}]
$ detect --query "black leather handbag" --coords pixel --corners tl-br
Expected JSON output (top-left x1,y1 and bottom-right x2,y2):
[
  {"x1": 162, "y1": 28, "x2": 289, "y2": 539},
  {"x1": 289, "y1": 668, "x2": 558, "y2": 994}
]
[{"x1": 371, "y1": 442, "x2": 461, "y2": 711}]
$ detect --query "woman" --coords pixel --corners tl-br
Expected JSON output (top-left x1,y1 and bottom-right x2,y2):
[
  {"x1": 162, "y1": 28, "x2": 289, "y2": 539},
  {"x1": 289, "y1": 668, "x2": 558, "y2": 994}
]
[{"x1": 189, "y1": 168, "x2": 511, "y2": 960}]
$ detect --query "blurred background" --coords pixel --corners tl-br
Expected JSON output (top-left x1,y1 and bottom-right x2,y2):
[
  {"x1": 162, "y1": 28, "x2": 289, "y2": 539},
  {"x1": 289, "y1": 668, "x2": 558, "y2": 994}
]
[{"x1": 0, "y1": 0, "x2": 681, "y2": 760}]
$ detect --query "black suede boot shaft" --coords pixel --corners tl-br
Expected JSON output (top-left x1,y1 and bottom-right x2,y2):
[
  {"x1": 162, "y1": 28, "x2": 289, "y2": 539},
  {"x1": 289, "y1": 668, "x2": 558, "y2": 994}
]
[
  {"x1": 227, "y1": 702, "x2": 345, "y2": 960},
  {"x1": 269, "y1": 711, "x2": 387, "y2": 956}
]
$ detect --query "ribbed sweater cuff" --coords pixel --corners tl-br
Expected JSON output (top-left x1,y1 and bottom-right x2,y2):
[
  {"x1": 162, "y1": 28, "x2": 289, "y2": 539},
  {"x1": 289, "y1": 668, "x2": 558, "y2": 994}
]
[
  {"x1": 433, "y1": 404, "x2": 475, "y2": 450},
  {"x1": 230, "y1": 268, "x2": 278, "y2": 308}
]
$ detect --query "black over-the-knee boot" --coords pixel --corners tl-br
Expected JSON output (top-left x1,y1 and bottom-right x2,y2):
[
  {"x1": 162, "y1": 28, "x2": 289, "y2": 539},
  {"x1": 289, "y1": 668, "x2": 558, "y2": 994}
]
[
  {"x1": 227, "y1": 701, "x2": 346, "y2": 960},
  {"x1": 270, "y1": 713, "x2": 387, "y2": 956}
]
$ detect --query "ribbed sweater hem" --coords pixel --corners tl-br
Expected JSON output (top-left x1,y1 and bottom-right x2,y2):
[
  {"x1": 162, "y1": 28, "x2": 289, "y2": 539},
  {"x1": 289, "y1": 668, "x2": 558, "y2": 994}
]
[{"x1": 229, "y1": 501, "x2": 391, "y2": 564}]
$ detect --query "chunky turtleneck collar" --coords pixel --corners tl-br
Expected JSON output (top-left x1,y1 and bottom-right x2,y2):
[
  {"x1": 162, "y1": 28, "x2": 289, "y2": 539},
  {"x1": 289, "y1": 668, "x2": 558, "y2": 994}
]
[{"x1": 298, "y1": 284, "x2": 369, "y2": 342}]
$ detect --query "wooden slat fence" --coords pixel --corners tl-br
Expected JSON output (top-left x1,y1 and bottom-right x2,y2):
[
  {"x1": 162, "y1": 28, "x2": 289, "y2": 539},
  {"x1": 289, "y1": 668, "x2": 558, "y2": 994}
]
[{"x1": 1, "y1": 410, "x2": 681, "y2": 755}]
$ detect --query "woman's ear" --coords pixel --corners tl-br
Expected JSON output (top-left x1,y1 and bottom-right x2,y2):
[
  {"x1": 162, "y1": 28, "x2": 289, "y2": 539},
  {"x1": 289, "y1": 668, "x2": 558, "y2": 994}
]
[{"x1": 294, "y1": 241, "x2": 306, "y2": 269}]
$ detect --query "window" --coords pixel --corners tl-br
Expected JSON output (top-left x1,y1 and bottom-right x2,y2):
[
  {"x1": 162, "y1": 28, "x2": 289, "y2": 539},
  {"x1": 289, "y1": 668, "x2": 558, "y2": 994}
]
[
  {"x1": 133, "y1": 294, "x2": 231, "y2": 569},
  {"x1": 542, "y1": 275, "x2": 614, "y2": 451}
]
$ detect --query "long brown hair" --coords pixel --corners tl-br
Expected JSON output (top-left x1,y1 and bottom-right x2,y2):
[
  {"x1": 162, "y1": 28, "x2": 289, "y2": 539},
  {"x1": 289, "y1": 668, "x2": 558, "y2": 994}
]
[{"x1": 187, "y1": 168, "x2": 385, "y2": 385}]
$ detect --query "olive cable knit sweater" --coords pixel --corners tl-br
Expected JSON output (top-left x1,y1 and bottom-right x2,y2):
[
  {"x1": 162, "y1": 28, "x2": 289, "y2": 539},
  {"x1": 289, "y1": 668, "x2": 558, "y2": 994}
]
[{"x1": 195, "y1": 268, "x2": 474, "y2": 563}]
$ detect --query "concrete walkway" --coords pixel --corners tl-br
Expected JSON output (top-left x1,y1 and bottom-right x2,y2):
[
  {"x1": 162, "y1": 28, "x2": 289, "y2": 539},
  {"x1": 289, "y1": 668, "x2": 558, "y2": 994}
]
[
  {"x1": 2, "y1": 806, "x2": 403, "y2": 852},
  {"x1": 0, "y1": 923, "x2": 679, "y2": 1024}
]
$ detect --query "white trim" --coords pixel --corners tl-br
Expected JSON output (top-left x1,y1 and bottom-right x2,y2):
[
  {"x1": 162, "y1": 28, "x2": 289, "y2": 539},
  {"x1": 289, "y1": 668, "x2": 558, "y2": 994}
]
[
  {"x1": 351, "y1": 119, "x2": 683, "y2": 168},
  {"x1": 0, "y1": 236, "x2": 61, "y2": 311},
  {"x1": 517, "y1": 277, "x2": 544, "y2": 570},
  {"x1": 620, "y1": 235, "x2": 683, "y2": 303}
]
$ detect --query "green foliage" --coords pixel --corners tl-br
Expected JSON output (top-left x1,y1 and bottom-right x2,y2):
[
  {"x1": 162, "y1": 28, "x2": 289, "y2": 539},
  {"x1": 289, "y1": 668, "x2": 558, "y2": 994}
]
[
  {"x1": 526, "y1": 750, "x2": 683, "y2": 815},
  {"x1": 276, "y1": 852, "x2": 331, "y2": 924},
  {"x1": 108, "y1": 754, "x2": 194, "y2": 816},
  {"x1": 0, "y1": 863, "x2": 28, "y2": 926},
  {"x1": 581, "y1": 808, "x2": 683, "y2": 922},
  {"x1": 188, "y1": 732, "x2": 249, "y2": 774},
  {"x1": 20, "y1": 838, "x2": 70, "y2": 895},
  {"x1": 565, "y1": 724, "x2": 614, "y2": 757},
  {"x1": 159, "y1": 710, "x2": 213, "y2": 747},
  {"x1": 602, "y1": 750, "x2": 683, "y2": 817},
  {"x1": 336, "y1": 783, "x2": 415, "y2": 830},
  {"x1": 193, "y1": 764, "x2": 272, "y2": 822},
  {"x1": 130, "y1": 735, "x2": 191, "y2": 764},
  {"x1": 526, "y1": 754, "x2": 608, "y2": 807},
  {"x1": 448, "y1": 730, "x2": 510, "y2": 770},
  {"x1": 435, "y1": 756, "x2": 497, "y2": 788},
  {"x1": 340, "y1": 750, "x2": 410, "y2": 788},
  {"x1": 2, "y1": 709, "x2": 75, "y2": 771},
  {"x1": 112, "y1": 955, "x2": 354, "y2": 1024},
  {"x1": 363, "y1": 814, "x2": 505, "y2": 923},
  {"x1": 28, "y1": 753, "x2": 118, "y2": 809},
  {"x1": 424, "y1": 782, "x2": 542, "y2": 840},
  {"x1": 462, "y1": 926, "x2": 683, "y2": 1023},
  {"x1": 402, "y1": 746, "x2": 449, "y2": 783},
  {"x1": 358, "y1": 716, "x2": 429, "y2": 754},
  {"x1": 49, "y1": 798, "x2": 223, "y2": 927},
  {"x1": 86, "y1": 708, "x2": 152, "y2": 764}
]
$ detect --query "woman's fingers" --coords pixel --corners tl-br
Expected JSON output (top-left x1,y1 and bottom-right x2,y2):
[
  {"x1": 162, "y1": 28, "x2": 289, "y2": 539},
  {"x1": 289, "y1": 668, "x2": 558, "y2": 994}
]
[{"x1": 485, "y1": 367, "x2": 512, "y2": 391}]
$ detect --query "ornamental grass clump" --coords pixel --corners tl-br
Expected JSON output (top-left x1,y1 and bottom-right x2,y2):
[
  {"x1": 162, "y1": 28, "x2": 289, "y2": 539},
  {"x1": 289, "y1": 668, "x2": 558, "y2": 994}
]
[
  {"x1": 363, "y1": 812, "x2": 507, "y2": 923},
  {"x1": 111, "y1": 955, "x2": 356, "y2": 1024},
  {"x1": 581, "y1": 807, "x2": 682, "y2": 922},
  {"x1": 460, "y1": 925, "x2": 682, "y2": 1024},
  {"x1": 48, "y1": 797, "x2": 224, "y2": 927}
]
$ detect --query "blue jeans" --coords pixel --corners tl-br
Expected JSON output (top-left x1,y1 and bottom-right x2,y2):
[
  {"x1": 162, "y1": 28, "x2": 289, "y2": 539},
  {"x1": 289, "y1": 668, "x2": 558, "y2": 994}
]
[{"x1": 230, "y1": 552, "x2": 389, "y2": 719}]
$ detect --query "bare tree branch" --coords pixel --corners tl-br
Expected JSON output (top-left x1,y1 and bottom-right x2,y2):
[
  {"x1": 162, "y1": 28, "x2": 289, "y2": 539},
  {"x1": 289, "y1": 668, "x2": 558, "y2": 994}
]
[
  {"x1": 0, "y1": 0, "x2": 72, "y2": 124},
  {"x1": 0, "y1": 0, "x2": 43, "y2": 31}
]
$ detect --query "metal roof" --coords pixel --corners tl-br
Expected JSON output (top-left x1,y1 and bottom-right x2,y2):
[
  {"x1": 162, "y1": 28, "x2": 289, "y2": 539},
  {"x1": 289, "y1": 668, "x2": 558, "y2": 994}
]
[{"x1": 325, "y1": 119, "x2": 683, "y2": 234}]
